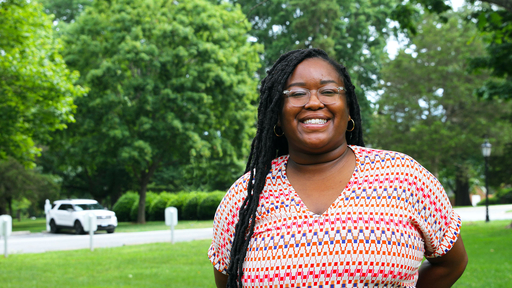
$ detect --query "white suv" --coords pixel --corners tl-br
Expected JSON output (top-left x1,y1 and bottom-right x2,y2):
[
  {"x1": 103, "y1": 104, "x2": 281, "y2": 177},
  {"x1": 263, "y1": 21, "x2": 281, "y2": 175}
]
[{"x1": 47, "y1": 199, "x2": 118, "y2": 234}]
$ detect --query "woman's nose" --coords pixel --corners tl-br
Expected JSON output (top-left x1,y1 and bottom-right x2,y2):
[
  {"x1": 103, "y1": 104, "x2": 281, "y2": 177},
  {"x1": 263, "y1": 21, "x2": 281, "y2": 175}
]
[{"x1": 304, "y1": 90, "x2": 325, "y2": 109}]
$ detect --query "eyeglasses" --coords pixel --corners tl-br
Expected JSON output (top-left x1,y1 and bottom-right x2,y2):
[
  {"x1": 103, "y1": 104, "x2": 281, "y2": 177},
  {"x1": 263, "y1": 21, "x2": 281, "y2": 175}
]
[{"x1": 283, "y1": 86, "x2": 344, "y2": 107}]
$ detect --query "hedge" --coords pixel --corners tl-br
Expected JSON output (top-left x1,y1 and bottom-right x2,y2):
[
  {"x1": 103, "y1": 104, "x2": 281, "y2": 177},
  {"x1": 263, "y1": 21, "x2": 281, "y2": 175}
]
[
  {"x1": 149, "y1": 192, "x2": 176, "y2": 221},
  {"x1": 197, "y1": 191, "x2": 225, "y2": 220},
  {"x1": 112, "y1": 192, "x2": 139, "y2": 222},
  {"x1": 477, "y1": 187, "x2": 512, "y2": 205},
  {"x1": 113, "y1": 190, "x2": 226, "y2": 221},
  {"x1": 129, "y1": 192, "x2": 159, "y2": 221},
  {"x1": 167, "y1": 192, "x2": 190, "y2": 220}
]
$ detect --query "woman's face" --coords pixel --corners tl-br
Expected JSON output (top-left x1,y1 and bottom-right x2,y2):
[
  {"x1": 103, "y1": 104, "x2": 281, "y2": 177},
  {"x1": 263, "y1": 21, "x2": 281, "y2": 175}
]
[{"x1": 278, "y1": 57, "x2": 350, "y2": 155}]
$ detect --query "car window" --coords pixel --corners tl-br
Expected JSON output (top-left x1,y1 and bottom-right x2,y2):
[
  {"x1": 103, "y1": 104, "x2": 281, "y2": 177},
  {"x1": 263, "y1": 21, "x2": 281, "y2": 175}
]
[
  {"x1": 58, "y1": 204, "x2": 73, "y2": 211},
  {"x1": 75, "y1": 203, "x2": 104, "y2": 210}
]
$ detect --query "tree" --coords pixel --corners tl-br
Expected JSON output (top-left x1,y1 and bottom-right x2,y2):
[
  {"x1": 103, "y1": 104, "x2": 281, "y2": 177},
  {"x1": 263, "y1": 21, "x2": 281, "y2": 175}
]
[
  {"x1": 468, "y1": 4, "x2": 512, "y2": 100},
  {"x1": 0, "y1": 157, "x2": 59, "y2": 216},
  {"x1": 0, "y1": 0, "x2": 86, "y2": 166},
  {"x1": 367, "y1": 12, "x2": 512, "y2": 206},
  {"x1": 40, "y1": 0, "x2": 93, "y2": 23},
  {"x1": 58, "y1": 0, "x2": 261, "y2": 223},
  {"x1": 228, "y1": 0, "x2": 409, "y2": 127},
  {"x1": 392, "y1": 0, "x2": 512, "y2": 101}
]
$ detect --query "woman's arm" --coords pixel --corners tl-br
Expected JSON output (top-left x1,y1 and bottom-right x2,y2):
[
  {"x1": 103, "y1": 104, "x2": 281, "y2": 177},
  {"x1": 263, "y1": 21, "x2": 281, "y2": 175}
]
[
  {"x1": 416, "y1": 235, "x2": 468, "y2": 288},
  {"x1": 214, "y1": 267, "x2": 228, "y2": 288}
]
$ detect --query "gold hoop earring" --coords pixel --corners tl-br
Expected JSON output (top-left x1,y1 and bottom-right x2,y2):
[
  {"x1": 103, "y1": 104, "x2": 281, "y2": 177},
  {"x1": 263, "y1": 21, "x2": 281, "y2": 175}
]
[
  {"x1": 274, "y1": 125, "x2": 284, "y2": 137},
  {"x1": 347, "y1": 119, "x2": 355, "y2": 132}
]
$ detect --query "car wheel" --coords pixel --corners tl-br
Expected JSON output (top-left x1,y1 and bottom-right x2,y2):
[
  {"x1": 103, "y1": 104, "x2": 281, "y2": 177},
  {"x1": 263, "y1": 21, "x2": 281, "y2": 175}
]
[
  {"x1": 50, "y1": 219, "x2": 59, "y2": 233},
  {"x1": 106, "y1": 228, "x2": 115, "y2": 234},
  {"x1": 74, "y1": 221, "x2": 85, "y2": 235}
]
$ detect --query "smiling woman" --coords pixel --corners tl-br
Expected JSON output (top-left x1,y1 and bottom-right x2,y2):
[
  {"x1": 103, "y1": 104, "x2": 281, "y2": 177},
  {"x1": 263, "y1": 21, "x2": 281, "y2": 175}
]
[{"x1": 209, "y1": 49, "x2": 468, "y2": 288}]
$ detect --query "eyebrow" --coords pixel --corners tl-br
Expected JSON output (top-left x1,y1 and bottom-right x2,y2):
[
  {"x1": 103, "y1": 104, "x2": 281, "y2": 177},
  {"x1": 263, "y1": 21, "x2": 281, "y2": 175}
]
[{"x1": 286, "y1": 80, "x2": 339, "y2": 88}]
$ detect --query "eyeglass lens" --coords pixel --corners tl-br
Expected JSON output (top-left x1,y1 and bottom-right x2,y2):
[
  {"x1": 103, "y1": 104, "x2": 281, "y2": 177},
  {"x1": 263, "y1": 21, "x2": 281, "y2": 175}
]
[{"x1": 284, "y1": 87, "x2": 343, "y2": 107}]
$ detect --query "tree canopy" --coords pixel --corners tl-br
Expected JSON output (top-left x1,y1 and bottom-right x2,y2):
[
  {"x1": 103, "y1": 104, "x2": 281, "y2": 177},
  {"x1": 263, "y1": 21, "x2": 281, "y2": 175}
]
[
  {"x1": 0, "y1": 157, "x2": 60, "y2": 216},
  {"x1": 0, "y1": 0, "x2": 86, "y2": 166},
  {"x1": 367, "y1": 12, "x2": 512, "y2": 205},
  {"x1": 53, "y1": 0, "x2": 261, "y2": 222}
]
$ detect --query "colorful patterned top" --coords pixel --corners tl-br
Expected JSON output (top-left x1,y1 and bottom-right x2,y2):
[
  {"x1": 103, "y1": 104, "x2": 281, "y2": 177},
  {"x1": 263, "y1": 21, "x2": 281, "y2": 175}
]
[{"x1": 208, "y1": 146, "x2": 461, "y2": 287}]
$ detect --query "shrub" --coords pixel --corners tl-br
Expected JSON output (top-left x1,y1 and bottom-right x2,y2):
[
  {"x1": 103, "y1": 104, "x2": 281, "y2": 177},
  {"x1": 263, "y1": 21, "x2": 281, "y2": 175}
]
[
  {"x1": 112, "y1": 192, "x2": 139, "y2": 222},
  {"x1": 478, "y1": 187, "x2": 512, "y2": 205},
  {"x1": 149, "y1": 192, "x2": 177, "y2": 221},
  {"x1": 129, "y1": 192, "x2": 159, "y2": 221},
  {"x1": 182, "y1": 192, "x2": 209, "y2": 220},
  {"x1": 197, "y1": 191, "x2": 225, "y2": 220},
  {"x1": 167, "y1": 192, "x2": 189, "y2": 220}
]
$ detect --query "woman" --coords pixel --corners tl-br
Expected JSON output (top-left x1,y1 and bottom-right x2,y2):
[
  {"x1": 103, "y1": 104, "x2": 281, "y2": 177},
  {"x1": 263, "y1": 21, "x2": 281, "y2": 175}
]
[{"x1": 209, "y1": 48, "x2": 468, "y2": 287}]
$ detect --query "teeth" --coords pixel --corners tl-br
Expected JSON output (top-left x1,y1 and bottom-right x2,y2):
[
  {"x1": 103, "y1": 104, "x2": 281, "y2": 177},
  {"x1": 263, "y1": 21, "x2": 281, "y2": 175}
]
[{"x1": 304, "y1": 119, "x2": 327, "y2": 124}]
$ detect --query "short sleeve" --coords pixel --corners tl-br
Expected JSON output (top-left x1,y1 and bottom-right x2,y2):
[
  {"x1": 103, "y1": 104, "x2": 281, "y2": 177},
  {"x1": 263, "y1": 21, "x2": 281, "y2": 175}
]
[
  {"x1": 410, "y1": 159, "x2": 462, "y2": 259},
  {"x1": 208, "y1": 172, "x2": 250, "y2": 274}
]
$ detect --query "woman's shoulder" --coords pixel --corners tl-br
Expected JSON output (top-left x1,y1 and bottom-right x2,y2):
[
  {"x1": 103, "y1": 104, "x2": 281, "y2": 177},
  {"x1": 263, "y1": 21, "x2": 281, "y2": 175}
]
[{"x1": 350, "y1": 145, "x2": 425, "y2": 170}]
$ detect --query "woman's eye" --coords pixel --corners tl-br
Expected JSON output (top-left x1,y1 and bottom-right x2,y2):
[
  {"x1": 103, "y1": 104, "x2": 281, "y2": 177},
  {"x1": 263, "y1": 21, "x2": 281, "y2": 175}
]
[
  {"x1": 320, "y1": 89, "x2": 337, "y2": 96},
  {"x1": 289, "y1": 91, "x2": 307, "y2": 97}
]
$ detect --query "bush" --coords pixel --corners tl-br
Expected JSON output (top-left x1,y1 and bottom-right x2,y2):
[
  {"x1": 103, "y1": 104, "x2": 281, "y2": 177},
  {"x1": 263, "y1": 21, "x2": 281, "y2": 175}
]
[
  {"x1": 182, "y1": 192, "x2": 209, "y2": 220},
  {"x1": 112, "y1": 192, "x2": 139, "y2": 222},
  {"x1": 197, "y1": 191, "x2": 225, "y2": 220},
  {"x1": 477, "y1": 187, "x2": 512, "y2": 205},
  {"x1": 167, "y1": 192, "x2": 189, "y2": 220},
  {"x1": 149, "y1": 192, "x2": 177, "y2": 221},
  {"x1": 129, "y1": 192, "x2": 159, "y2": 221}
]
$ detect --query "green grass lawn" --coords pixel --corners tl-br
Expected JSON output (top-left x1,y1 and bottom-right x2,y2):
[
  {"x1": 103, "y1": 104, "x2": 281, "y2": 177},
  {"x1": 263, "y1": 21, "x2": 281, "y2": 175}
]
[
  {"x1": 453, "y1": 219, "x2": 512, "y2": 287},
  {"x1": 0, "y1": 240, "x2": 215, "y2": 288},
  {"x1": 12, "y1": 218, "x2": 213, "y2": 233},
  {"x1": 3, "y1": 219, "x2": 511, "y2": 287}
]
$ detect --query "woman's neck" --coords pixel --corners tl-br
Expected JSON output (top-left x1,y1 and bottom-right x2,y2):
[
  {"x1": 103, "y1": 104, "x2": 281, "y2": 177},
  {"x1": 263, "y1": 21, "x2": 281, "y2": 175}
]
[{"x1": 287, "y1": 144, "x2": 353, "y2": 173}]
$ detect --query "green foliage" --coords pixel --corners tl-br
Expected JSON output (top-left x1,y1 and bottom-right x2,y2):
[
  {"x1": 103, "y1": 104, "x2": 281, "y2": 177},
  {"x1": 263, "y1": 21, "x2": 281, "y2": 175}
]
[
  {"x1": 112, "y1": 191, "x2": 139, "y2": 221},
  {"x1": 197, "y1": 191, "x2": 225, "y2": 220},
  {"x1": 231, "y1": 0, "x2": 400, "y2": 127},
  {"x1": 40, "y1": 0, "x2": 93, "y2": 23},
  {"x1": 130, "y1": 192, "x2": 159, "y2": 221},
  {"x1": 55, "y1": 0, "x2": 261, "y2": 222},
  {"x1": 167, "y1": 192, "x2": 189, "y2": 220},
  {"x1": 148, "y1": 192, "x2": 175, "y2": 221},
  {"x1": 477, "y1": 187, "x2": 512, "y2": 205},
  {"x1": 468, "y1": 7, "x2": 512, "y2": 100},
  {"x1": 130, "y1": 200, "x2": 139, "y2": 222},
  {"x1": 0, "y1": 157, "x2": 60, "y2": 215},
  {"x1": 182, "y1": 192, "x2": 209, "y2": 220},
  {"x1": 367, "y1": 12, "x2": 512, "y2": 205},
  {"x1": 0, "y1": 0, "x2": 86, "y2": 165},
  {"x1": 489, "y1": 142, "x2": 512, "y2": 187}
]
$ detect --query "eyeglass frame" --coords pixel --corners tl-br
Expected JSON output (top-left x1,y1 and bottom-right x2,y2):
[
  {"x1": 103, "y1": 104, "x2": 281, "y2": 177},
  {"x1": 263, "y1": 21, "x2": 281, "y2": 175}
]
[{"x1": 282, "y1": 86, "x2": 345, "y2": 107}]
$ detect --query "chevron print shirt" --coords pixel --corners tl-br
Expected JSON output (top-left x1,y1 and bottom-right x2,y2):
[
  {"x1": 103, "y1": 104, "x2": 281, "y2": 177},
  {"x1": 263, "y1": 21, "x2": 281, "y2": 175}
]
[{"x1": 209, "y1": 146, "x2": 461, "y2": 287}]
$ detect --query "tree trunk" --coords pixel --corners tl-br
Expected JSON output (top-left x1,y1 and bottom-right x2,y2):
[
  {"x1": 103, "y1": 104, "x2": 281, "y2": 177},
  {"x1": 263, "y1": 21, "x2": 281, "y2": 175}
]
[
  {"x1": 136, "y1": 159, "x2": 161, "y2": 224},
  {"x1": 454, "y1": 166, "x2": 472, "y2": 206},
  {"x1": 0, "y1": 199, "x2": 6, "y2": 215},
  {"x1": 6, "y1": 196, "x2": 13, "y2": 216},
  {"x1": 137, "y1": 183, "x2": 148, "y2": 224}
]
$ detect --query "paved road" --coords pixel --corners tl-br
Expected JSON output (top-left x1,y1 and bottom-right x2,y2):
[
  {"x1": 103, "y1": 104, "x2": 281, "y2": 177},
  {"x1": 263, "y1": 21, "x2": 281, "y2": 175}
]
[
  {"x1": 454, "y1": 204, "x2": 512, "y2": 222},
  {"x1": 1, "y1": 228, "x2": 212, "y2": 255},
  {"x1": 2, "y1": 205, "x2": 510, "y2": 255}
]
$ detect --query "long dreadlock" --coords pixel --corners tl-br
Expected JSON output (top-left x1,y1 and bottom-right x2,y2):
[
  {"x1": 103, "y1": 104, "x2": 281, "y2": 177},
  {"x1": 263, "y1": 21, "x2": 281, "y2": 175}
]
[{"x1": 226, "y1": 48, "x2": 365, "y2": 287}]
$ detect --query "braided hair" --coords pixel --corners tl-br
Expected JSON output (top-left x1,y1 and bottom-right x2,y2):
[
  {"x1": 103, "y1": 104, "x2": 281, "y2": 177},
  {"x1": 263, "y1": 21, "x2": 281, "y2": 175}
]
[{"x1": 226, "y1": 48, "x2": 365, "y2": 287}]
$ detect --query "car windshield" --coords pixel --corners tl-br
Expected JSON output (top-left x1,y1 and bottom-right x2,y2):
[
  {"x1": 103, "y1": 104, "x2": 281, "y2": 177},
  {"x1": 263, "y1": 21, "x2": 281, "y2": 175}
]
[{"x1": 74, "y1": 203, "x2": 104, "y2": 211}]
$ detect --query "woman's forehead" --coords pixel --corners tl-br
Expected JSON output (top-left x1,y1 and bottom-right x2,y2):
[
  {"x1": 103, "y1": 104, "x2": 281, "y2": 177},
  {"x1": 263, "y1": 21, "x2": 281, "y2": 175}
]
[{"x1": 286, "y1": 58, "x2": 343, "y2": 87}]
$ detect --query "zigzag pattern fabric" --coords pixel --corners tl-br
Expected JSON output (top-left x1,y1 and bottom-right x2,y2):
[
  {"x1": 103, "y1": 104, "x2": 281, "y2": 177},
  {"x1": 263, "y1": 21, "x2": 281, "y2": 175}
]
[{"x1": 209, "y1": 146, "x2": 461, "y2": 287}]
